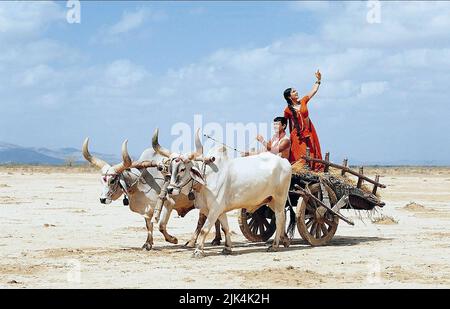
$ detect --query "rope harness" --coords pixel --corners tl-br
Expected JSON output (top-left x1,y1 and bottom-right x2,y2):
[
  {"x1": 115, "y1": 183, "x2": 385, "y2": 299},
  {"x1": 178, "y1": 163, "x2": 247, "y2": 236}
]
[
  {"x1": 111, "y1": 167, "x2": 162, "y2": 206},
  {"x1": 166, "y1": 155, "x2": 208, "y2": 196},
  {"x1": 203, "y1": 133, "x2": 244, "y2": 153}
]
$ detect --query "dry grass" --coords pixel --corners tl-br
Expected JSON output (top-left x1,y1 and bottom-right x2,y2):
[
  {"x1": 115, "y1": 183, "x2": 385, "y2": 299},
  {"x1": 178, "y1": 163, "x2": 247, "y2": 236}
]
[
  {"x1": 292, "y1": 162, "x2": 377, "y2": 196},
  {"x1": 371, "y1": 214, "x2": 399, "y2": 225},
  {"x1": 403, "y1": 202, "x2": 429, "y2": 212}
]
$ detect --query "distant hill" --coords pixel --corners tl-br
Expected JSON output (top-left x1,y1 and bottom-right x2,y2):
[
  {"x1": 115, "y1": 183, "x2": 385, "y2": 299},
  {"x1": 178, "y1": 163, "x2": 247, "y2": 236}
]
[
  {"x1": 0, "y1": 142, "x2": 121, "y2": 165},
  {"x1": 1, "y1": 141, "x2": 448, "y2": 166}
]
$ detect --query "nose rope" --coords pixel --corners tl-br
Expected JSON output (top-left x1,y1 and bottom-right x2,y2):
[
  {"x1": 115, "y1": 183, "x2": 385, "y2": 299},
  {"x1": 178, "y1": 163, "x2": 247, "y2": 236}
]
[
  {"x1": 171, "y1": 173, "x2": 194, "y2": 192},
  {"x1": 119, "y1": 169, "x2": 143, "y2": 195},
  {"x1": 178, "y1": 160, "x2": 208, "y2": 190},
  {"x1": 169, "y1": 154, "x2": 211, "y2": 195},
  {"x1": 106, "y1": 181, "x2": 120, "y2": 199},
  {"x1": 169, "y1": 156, "x2": 189, "y2": 191},
  {"x1": 101, "y1": 168, "x2": 142, "y2": 201}
]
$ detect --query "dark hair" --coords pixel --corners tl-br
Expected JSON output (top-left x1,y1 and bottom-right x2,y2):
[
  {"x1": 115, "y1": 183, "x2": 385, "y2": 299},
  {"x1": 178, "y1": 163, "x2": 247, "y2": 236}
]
[
  {"x1": 283, "y1": 88, "x2": 302, "y2": 140},
  {"x1": 273, "y1": 116, "x2": 287, "y2": 128},
  {"x1": 283, "y1": 88, "x2": 292, "y2": 104}
]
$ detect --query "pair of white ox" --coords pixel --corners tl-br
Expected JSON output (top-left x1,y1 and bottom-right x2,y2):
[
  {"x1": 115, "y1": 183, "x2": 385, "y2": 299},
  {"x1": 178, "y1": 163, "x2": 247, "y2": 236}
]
[
  {"x1": 84, "y1": 129, "x2": 292, "y2": 257},
  {"x1": 82, "y1": 133, "x2": 223, "y2": 251}
]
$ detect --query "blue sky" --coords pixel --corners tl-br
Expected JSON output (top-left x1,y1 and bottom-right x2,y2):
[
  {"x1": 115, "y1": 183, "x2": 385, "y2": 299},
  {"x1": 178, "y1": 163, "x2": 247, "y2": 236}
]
[{"x1": 0, "y1": 1, "x2": 449, "y2": 164}]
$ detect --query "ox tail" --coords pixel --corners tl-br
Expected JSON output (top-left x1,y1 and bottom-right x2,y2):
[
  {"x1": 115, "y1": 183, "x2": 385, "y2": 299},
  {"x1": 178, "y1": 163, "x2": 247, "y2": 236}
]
[{"x1": 286, "y1": 206, "x2": 296, "y2": 239}]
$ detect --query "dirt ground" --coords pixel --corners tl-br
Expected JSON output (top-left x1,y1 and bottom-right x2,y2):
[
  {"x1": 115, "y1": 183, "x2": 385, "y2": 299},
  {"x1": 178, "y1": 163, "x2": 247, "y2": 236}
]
[{"x1": 1, "y1": 165, "x2": 449, "y2": 288}]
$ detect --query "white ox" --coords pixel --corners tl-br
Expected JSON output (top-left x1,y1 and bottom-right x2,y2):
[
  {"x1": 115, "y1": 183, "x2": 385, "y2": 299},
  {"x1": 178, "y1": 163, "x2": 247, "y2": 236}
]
[
  {"x1": 152, "y1": 130, "x2": 292, "y2": 257},
  {"x1": 82, "y1": 137, "x2": 222, "y2": 250}
]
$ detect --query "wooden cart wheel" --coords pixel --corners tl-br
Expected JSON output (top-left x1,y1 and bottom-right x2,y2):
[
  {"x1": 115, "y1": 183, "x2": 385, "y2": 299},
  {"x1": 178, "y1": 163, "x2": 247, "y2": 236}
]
[
  {"x1": 297, "y1": 183, "x2": 339, "y2": 246},
  {"x1": 238, "y1": 205, "x2": 276, "y2": 242}
]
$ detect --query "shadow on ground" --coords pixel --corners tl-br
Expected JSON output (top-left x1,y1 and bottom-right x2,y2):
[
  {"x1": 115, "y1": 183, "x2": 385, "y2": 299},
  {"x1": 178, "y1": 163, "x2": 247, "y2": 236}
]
[{"x1": 149, "y1": 235, "x2": 391, "y2": 257}]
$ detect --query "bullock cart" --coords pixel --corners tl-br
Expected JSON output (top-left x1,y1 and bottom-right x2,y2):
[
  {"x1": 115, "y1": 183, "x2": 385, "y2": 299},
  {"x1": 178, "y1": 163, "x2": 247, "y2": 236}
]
[{"x1": 238, "y1": 152, "x2": 386, "y2": 246}]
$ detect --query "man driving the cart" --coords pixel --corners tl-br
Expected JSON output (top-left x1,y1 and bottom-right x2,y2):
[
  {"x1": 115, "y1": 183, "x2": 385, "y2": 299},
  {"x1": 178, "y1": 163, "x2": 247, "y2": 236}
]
[{"x1": 242, "y1": 116, "x2": 291, "y2": 160}]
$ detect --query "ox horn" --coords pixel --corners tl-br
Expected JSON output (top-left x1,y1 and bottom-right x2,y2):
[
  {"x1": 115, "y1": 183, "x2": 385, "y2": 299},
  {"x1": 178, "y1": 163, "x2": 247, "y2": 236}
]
[
  {"x1": 152, "y1": 128, "x2": 172, "y2": 158},
  {"x1": 82, "y1": 138, "x2": 108, "y2": 169},
  {"x1": 188, "y1": 128, "x2": 203, "y2": 160},
  {"x1": 195, "y1": 128, "x2": 203, "y2": 156},
  {"x1": 112, "y1": 140, "x2": 132, "y2": 174}
]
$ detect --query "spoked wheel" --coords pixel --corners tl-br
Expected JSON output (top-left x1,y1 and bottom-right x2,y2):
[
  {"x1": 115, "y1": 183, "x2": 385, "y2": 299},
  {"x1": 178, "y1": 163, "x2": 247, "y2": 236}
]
[
  {"x1": 238, "y1": 205, "x2": 276, "y2": 242},
  {"x1": 297, "y1": 183, "x2": 339, "y2": 246}
]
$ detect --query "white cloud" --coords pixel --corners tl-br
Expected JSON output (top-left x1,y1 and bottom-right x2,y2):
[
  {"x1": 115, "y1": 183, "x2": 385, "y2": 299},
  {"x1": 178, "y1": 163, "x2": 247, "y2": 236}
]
[
  {"x1": 96, "y1": 7, "x2": 167, "y2": 43},
  {"x1": 15, "y1": 64, "x2": 56, "y2": 87},
  {"x1": 358, "y1": 81, "x2": 388, "y2": 98},
  {"x1": 1, "y1": 1, "x2": 449, "y2": 162},
  {"x1": 289, "y1": 1, "x2": 334, "y2": 12},
  {"x1": 104, "y1": 59, "x2": 149, "y2": 88},
  {"x1": 37, "y1": 92, "x2": 65, "y2": 109},
  {"x1": 109, "y1": 8, "x2": 147, "y2": 35},
  {"x1": 1, "y1": 39, "x2": 82, "y2": 67},
  {"x1": 5, "y1": 2, "x2": 450, "y2": 112},
  {"x1": 0, "y1": 1, "x2": 64, "y2": 40},
  {"x1": 320, "y1": 1, "x2": 450, "y2": 49}
]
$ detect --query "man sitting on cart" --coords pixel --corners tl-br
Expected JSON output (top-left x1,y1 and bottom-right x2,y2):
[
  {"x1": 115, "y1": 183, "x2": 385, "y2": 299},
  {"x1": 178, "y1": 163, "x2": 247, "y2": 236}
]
[{"x1": 242, "y1": 116, "x2": 291, "y2": 160}]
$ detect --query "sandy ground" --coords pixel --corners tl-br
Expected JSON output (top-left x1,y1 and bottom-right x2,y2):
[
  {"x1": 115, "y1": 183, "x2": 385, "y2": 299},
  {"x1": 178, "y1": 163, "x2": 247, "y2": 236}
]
[{"x1": 0, "y1": 165, "x2": 449, "y2": 288}]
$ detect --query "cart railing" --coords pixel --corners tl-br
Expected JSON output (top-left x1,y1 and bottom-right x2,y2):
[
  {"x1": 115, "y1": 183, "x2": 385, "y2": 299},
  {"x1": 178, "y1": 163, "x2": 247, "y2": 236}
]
[{"x1": 302, "y1": 149, "x2": 386, "y2": 195}]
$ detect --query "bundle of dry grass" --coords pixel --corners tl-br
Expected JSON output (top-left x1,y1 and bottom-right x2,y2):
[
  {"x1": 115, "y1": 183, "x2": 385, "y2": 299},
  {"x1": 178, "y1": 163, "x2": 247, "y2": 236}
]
[
  {"x1": 402, "y1": 202, "x2": 433, "y2": 212},
  {"x1": 371, "y1": 214, "x2": 399, "y2": 225},
  {"x1": 403, "y1": 202, "x2": 425, "y2": 211},
  {"x1": 292, "y1": 161, "x2": 378, "y2": 197}
]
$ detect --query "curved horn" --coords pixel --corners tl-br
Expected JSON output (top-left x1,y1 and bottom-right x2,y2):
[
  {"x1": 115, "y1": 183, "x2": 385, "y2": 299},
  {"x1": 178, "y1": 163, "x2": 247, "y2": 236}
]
[
  {"x1": 112, "y1": 140, "x2": 132, "y2": 174},
  {"x1": 188, "y1": 128, "x2": 203, "y2": 160},
  {"x1": 121, "y1": 139, "x2": 132, "y2": 168},
  {"x1": 82, "y1": 138, "x2": 108, "y2": 169},
  {"x1": 194, "y1": 128, "x2": 203, "y2": 156},
  {"x1": 152, "y1": 128, "x2": 172, "y2": 158}
]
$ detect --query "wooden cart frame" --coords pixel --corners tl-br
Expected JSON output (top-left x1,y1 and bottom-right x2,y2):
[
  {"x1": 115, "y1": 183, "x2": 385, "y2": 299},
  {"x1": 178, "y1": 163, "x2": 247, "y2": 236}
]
[{"x1": 238, "y1": 152, "x2": 386, "y2": 246}]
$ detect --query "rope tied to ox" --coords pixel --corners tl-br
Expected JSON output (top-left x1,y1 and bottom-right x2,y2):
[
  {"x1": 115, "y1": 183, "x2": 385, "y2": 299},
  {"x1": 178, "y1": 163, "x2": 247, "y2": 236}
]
[{"x1": 203, "y1": 133, "x2": 246, "y2": 153}]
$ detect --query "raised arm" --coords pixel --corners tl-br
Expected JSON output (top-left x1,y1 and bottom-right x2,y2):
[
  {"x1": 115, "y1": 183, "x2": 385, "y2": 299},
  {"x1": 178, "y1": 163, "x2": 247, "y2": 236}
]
[
  {"x1": 256, "y1": 134, "x2": 269, "y2": 150},
  {"x1": 306, "y1": 70, "x2": 322, "y2": 99},
  {"x1": 241, "y1": 135, "x2": 269, "y2": 157}
]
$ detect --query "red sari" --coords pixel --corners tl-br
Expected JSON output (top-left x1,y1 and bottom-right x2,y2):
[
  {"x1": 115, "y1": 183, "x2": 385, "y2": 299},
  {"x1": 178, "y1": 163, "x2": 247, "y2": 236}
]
[{"x1": 284, "y1": 95, "x2": 323, "y2": 171}]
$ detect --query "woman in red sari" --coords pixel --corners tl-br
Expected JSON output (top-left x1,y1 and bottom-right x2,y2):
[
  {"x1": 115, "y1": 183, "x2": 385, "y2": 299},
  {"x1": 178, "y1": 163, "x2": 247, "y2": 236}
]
[{"x1": 283, "y1": 70, "x2": 323, "y2": 171}]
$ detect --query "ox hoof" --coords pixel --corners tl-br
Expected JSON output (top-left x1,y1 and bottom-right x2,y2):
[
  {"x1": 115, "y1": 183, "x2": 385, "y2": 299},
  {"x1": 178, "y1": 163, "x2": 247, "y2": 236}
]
[
  {"x1": 266, "y1": 246, "x2": 279, "y2": 252},
  {"x1": 221, "y1": 247, "x2": 232, "y2": 255},
  {"x1": 167, "y1": 237, "x2": 178, "y2": 244},
  {"x1": 211, "y1": 238, "x2": 221, "y2": 246},
  {"x1": 142, "y1": 243, "x2": 153, "y2": 251},
  {"x1": 282, "y1": 239, "x2": 290, "y2": 248},
  {"x1": 184, "y1": 240, "x2": 196, "y2": 248},
  {"x1": 192, "y1": 249, "x2": 205, "y2": 258}
]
